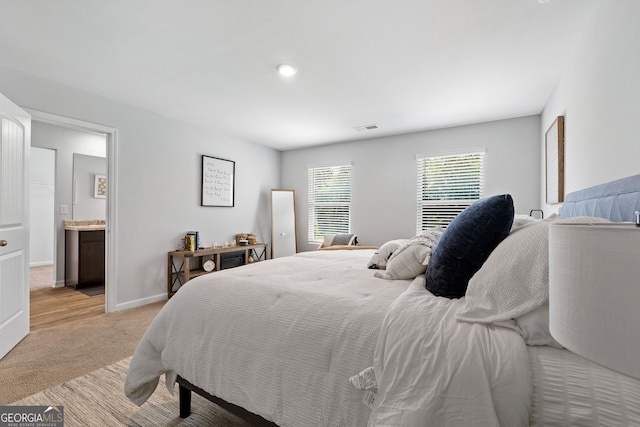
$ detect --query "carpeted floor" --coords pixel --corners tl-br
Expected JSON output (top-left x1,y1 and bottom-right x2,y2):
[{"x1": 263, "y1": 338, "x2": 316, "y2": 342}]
[
  {"x1": 0, "y1": 301, "x2": 165, "y2": 404},
  {"x1": 13, "y1": 358, "x2": 252, "y2": 427},
  {"x1": 30, "y1": 264, "x2": 54, "y2": 289}
]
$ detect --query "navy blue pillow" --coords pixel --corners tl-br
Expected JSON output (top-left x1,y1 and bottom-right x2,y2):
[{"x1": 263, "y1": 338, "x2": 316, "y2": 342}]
[{"x1": 425, "y1": 194, "x2": 514, "y2": 299}]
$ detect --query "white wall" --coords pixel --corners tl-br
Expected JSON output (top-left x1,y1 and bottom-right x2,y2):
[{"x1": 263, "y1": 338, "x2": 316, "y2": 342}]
[
  {"x1": 31, "y1": 122, "x2": 107, "y2": 286},
  {"x1": 282, "y1": 116, "x2": 541, "y2": 252},
  {"x1": 541, "y1": 0, "x2": 640, "y2": 216},
  {"x1": 29, "y1": 147, "x2": 55, "y2": 267},
  {"x1": 73, "y1": 153, "x2": 107, "y2": 220},
  {"x1": 0, "y1": 64, "x2": 280, "y2": 310}
]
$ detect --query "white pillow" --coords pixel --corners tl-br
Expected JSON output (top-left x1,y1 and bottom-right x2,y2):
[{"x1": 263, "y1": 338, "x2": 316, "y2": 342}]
[
  {"x1": 514, "y1": 304, "x2": 563, "y2": 348},
  {"x1": 319, "y1": 233, "x2": 357, "y2": 248},
  {"x1": 456, "y1": 215, "x2": 609, "y2": 323},
  {"x1": 367, "y1": 239, "x2": 406, "y2": 269},
  {"x1": 511, "y1": 214, "x2": 540, "y2": 232},
  {"x1": 320, "y1": 234, "x2": 336, "y2": 248},
  {"x1": 374, "y1": 245, "x2": 431, "y2": 280},
  {"x1": 373, "y1": 229, "x2": 442, "y2": 280}
]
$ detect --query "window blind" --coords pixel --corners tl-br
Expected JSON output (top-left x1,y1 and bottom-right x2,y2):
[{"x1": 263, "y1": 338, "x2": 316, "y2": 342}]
[
  {"x1": 308, "y1": 164, "x2": 352, "y2": 243},
  {"x1": 416, "y1": 151, "x2": 484, "y2": 232}
]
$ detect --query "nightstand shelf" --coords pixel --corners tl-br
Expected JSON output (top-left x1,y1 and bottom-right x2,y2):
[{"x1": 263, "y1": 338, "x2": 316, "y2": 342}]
[{"x1": 167, "y1": 243, "x2": 267, "y2": 298}]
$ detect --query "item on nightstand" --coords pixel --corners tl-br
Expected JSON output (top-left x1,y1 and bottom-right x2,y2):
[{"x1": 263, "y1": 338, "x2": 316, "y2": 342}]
[
  {"x1": 239, "y1": 240, "x2": 249, "y2": 246},
  {"x1": 203, "y1": 259, "x2": 215, "y2": 272},
  {"x1": 236, "y1": 233, "x2": 248, "y2": 242},
  {"x1": 184, "y1": 234, "x2": 195, "y2": 251},
  {"x1": 186, "y1": 231, "x2": 200, "y2": 249},
  {"x1": 247, "y1": 233, "x2": 257, "y2": 245}
]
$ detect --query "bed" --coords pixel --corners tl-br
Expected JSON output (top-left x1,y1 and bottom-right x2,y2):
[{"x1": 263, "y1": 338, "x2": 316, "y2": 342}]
[{"x1": 125, "y1": 174, "x2": 640, "y2": 426}]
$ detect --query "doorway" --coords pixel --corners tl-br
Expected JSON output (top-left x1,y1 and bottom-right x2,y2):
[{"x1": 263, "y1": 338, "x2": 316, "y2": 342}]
[
  {"x1": 29, "y1": 147, "x2": 55, "y2": 290},
  {"x1": 27, "y1": 109, "x2": 118, "y2": 313}
]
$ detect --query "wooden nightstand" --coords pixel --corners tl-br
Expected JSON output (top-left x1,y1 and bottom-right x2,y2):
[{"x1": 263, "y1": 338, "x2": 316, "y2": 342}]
[{"x1": 167, "y1": 243, "x2": 267, "y2": 298}]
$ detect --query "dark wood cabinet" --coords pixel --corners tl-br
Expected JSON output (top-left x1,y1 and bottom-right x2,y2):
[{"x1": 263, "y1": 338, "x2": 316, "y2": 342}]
[{"x1": 65, "y1": 229, "x2": 105, "y2": 288}]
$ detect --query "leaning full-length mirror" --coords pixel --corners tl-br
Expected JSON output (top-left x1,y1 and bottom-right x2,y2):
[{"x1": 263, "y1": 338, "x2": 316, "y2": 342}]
[{"x1": 271, "y1": 189, "x2": 297, "y2": 258}]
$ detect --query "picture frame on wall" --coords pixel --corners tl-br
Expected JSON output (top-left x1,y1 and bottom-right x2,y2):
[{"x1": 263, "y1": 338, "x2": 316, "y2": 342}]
[
  {"x1": 94, "y1": 174, "x2": 107, "y2": 199},
  {"x1": 201, "y1": 155, "x2": 235, "y2": 207},
  {"x1": 545, "y1": 116, "x2": 564, "y2": 204}
]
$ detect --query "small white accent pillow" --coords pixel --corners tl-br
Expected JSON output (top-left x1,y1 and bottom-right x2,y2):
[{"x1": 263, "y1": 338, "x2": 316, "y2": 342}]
[
  {"x1": 374, "y1": 229, "x2": 442, "y2": 280},
  {"x1": 319, "y1": 233, "x2": 357, "y2": 248},
  {"x1": 374, "y1": 245, "x2": 431, "y2": 280},
  {"x1": 367, "y1": 239, "x2": 406, "y2": 270},
  {"x1": 320, "y1": 234, "x2": 336, "y2": 248}
]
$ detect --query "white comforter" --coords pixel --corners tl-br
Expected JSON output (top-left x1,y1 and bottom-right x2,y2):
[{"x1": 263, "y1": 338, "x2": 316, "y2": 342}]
[
  {"x1": 125, "y1": 250, "x2": 411, "y2": 426},
  {"x1": 369, "y1": 277, "x2": 531, "y2": 426}
]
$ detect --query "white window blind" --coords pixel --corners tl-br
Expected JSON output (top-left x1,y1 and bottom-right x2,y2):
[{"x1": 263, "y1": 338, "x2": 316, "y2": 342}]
[
  {"x1": 417, "y1": 151, "x2": 484, "y2": 232},
  {"x1": 308, "y1": 164, "x2": 352, "y2": 243}
]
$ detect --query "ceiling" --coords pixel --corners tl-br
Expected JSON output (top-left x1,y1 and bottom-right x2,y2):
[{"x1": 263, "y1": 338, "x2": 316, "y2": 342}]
[{"x1": 0, "y1": 0, "x2": 598, "y2": 151}]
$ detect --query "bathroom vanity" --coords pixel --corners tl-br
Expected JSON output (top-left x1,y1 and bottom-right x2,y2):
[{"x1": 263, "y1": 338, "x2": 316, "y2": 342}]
[{"x1": 64, "y1": 220, "x2": 105, "y2": 289}]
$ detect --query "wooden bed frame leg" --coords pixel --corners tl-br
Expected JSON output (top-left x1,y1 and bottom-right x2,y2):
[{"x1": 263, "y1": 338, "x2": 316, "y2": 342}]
[
  {"x1": 175, "y1": 376, "x2": 277, "y2": 426},
  {"x1": 179, "y1": 383, "x2": 192, "y2": 418}
]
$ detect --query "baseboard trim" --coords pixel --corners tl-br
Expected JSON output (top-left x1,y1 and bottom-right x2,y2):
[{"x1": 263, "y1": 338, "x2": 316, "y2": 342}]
[
  {"x1": 53, "y1": 280, "x2": 65, "y2": 288},
  {"x1": 116, "y1": 293, "x2": 166, "y2": 312},
  {"x1": 30, "y1": 261, "x2": 54, "y2": 267}
]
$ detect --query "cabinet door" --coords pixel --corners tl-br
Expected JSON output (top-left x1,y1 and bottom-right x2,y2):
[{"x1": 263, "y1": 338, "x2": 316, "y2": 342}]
[{"x1": 79, "y1": 231, "x2": 105, "y2": 284}]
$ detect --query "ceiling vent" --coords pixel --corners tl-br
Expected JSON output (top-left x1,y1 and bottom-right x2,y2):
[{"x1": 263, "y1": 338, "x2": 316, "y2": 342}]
[{"x1": 352, "y1": 124, "x2": 379, "y2": 132}]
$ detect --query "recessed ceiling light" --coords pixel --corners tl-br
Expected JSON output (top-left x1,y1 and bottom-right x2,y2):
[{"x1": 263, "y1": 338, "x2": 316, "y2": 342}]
[{"x1": 277, "y1": 64, "x2": 297, "y2": 77}]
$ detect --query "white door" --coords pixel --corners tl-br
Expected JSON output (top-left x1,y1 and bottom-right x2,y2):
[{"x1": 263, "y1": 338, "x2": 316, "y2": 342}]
[{"x1": 0, "y1": 93, "x2": 30, "y2": 360}]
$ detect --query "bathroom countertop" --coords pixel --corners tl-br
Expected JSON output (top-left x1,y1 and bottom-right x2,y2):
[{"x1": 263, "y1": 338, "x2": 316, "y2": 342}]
[
  {"x1": 64, "y1": 220, "x2": 106, "y2": 231},
  {"x1": 64, "y1": 224, "x2": 106, "y2": 231}
]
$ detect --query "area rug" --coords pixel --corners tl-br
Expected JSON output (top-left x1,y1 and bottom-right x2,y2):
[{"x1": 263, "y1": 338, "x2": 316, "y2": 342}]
[
  {"x1": 77, "y1": 283, "x2": 105, "y2": 297},
  {"x1": 12, "y1": 357, "x2": 252, "y2": 427}
]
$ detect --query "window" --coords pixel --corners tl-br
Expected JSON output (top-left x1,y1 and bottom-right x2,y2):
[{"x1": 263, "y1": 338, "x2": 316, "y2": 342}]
[
  {"x1": 417, "y1": 151, "x2": 484, "y2": 232},
  {"x1": 308, "y1": 164, "x2": 352, "y2": 243}
]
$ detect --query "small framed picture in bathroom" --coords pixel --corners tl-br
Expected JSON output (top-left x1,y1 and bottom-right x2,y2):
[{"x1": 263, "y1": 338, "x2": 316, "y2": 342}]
[{"x1": 94, "y1": 174, "x2": 107, "y2": 198}]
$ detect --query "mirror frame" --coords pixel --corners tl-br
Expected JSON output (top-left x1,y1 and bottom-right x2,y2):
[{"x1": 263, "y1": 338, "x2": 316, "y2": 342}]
[{"x1": 270, "y1": 189, "x2": 298, "y2": 258}]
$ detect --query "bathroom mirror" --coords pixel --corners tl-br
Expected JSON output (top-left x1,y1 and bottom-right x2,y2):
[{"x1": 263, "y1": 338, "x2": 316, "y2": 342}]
[{"x1": 271, "y1": 189, "x2": 297, "y2": 258}]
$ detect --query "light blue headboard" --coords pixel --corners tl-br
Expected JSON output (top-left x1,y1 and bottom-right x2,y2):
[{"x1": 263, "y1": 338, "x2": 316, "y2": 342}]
[{"x1": 559, "y1": 174, "x2": 640, "y2": 222}]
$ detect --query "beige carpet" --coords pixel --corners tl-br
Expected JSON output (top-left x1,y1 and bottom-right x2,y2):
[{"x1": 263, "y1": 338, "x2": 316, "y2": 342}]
[
  {"x1": 13, "y1": 357, "x2": 252, "y2": 427},
  {"x1": 0, "y1": 301, "x2": 165, "y2": 404},
  {"x1": 30, "y1": 264, "x2": 54, "y2": 289}
]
